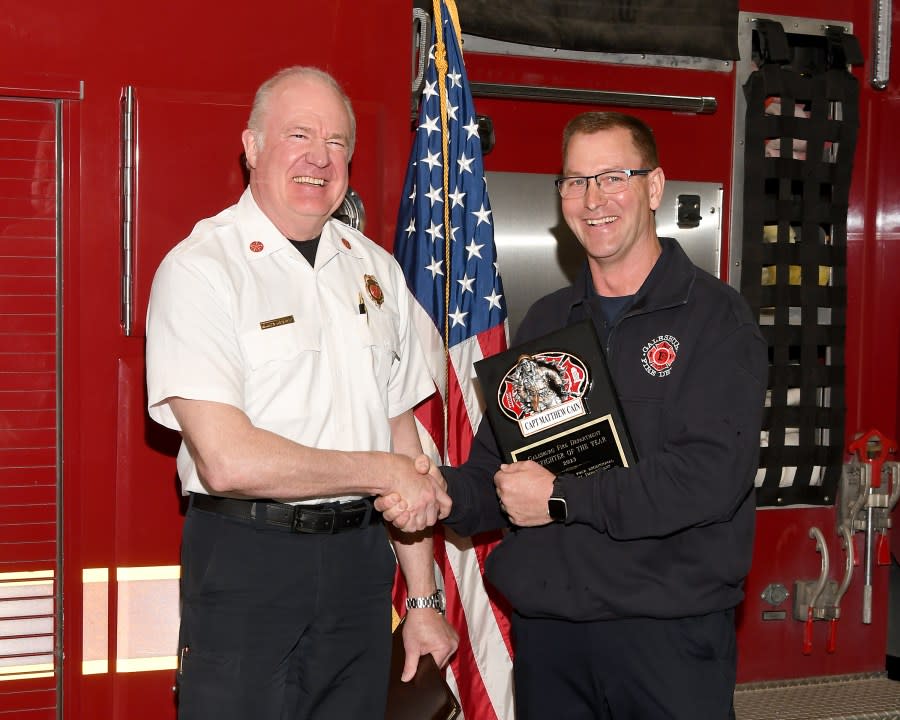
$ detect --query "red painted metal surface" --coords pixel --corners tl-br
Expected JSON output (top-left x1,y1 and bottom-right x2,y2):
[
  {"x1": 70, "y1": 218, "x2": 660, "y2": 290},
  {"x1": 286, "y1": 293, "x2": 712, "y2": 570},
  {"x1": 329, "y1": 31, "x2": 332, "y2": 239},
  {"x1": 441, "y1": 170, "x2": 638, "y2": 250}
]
[{"x1": 1, "y1": 2, "x2": 411, "y2": 719}]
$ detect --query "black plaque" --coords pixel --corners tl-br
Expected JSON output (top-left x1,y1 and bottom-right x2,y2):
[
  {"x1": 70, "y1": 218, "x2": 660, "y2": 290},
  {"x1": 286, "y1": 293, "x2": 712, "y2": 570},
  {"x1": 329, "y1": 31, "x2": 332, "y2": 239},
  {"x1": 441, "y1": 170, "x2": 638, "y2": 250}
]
[{"x1": 474, "y1": 320, "x2": 636, "y2": 476}]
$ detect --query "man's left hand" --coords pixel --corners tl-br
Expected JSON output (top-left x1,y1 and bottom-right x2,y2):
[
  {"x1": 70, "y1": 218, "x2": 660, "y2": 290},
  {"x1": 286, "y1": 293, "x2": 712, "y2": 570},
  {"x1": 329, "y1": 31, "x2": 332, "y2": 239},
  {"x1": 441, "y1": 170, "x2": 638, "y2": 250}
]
[{"x1": 400, "y1": 607, "x2": 459, "y2": 682}]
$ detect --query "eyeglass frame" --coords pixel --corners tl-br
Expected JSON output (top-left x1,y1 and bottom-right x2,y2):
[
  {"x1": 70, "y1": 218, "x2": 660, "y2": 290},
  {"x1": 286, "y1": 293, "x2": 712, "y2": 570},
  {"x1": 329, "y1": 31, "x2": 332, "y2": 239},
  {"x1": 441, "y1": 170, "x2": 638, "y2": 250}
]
[{"x1": 554, "y1": 168, "x2": 653, "y2": 198}]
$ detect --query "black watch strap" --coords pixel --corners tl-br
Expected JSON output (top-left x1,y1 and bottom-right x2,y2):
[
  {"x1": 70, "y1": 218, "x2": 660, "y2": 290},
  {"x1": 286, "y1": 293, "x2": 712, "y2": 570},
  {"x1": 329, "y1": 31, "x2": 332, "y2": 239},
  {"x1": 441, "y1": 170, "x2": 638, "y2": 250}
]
[{"x1": 548, "y1": 477, "x2": 567, "y2": 522}]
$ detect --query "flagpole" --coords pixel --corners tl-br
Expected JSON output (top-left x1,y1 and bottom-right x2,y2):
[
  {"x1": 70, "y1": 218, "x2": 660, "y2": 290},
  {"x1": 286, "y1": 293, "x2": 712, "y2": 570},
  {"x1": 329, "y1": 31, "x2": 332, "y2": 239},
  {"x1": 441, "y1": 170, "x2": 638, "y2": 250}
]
[
  {"x1": 433, "y1": 0, "x2": 452, "y2": 461},
  {"x1": 393, "y1": 4, "x2": 515, "y2": 713}
]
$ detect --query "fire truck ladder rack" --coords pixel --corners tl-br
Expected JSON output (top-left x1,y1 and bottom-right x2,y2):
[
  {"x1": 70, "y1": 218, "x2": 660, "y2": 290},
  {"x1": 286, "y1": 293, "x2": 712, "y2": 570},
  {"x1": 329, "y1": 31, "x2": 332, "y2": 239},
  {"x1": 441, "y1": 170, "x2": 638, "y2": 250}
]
[{"x1": 734, "y1": 672, "x2": 900, "y2": 719}]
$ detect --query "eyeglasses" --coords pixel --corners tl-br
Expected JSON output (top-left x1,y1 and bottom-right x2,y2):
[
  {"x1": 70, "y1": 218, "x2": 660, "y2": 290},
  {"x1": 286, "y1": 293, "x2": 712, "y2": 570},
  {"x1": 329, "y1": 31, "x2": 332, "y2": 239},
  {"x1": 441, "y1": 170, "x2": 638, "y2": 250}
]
[{"x1": 555, "y1": 169, "x2": 652, "y2": 198}]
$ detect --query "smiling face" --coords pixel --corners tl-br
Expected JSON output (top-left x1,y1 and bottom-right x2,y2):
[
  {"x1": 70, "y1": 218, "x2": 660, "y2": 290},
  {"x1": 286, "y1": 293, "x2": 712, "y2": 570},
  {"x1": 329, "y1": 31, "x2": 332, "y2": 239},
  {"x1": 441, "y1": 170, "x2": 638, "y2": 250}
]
[
  {"x1": 561, "y1": 126, "x2": 664, "y2": 283},
  {"x1": 242, "y1": 73, "x2": 352, "y2": 240}
]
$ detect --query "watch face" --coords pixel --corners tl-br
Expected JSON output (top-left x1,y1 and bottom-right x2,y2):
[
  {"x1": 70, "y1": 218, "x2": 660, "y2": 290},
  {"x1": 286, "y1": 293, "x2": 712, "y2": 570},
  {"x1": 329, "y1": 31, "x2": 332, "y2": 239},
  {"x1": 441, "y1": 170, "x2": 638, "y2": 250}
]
[{"x1": 548, "y1": 497, "x2": 567, "y2": 522}]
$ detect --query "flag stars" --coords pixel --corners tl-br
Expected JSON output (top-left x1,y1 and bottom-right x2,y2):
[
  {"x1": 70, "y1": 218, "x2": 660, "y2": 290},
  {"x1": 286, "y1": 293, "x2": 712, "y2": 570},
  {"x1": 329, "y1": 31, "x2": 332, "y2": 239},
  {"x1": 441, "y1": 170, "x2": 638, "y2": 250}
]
[
  {"x1": 472, "y1": 203, "x2": 492, "y2": 226},
  {"x1": 426, "y1": 257, "x2": 444, "y2": 278},
  {"x1": 448, "y1": 187, "x2": 466, "y2": 208},
  {"x1": 457, "y1": 273, "x2": 475, "y2": 294},
  {"x1": 485, "y1": 288, "x2": 503, "y2": 310},
  {"x1": 397, "y1": 16, "x2": 509, "y2": 346},
  {"x1": 426, "y1": 221, "x2": 444, "y2": 242},
  {"x1": 449, "y1": 306, "x2": 468, "y2": 327},
  {"x1": 465, "y1": 238, "x2": 484, "y2": 260},
  {"x1": 419, "y1": 115, "x2": 440, "y2": 136},
  {"x1": 422, "y1": 149, "x2": 442, "y2": 171}
]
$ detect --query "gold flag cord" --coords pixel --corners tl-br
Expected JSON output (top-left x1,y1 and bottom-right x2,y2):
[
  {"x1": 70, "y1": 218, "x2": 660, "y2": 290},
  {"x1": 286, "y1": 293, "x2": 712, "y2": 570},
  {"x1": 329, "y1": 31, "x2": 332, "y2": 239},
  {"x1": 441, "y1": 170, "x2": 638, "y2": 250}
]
[{"x1": 432, "y1": 0, "x2": 458, "y2": 461}]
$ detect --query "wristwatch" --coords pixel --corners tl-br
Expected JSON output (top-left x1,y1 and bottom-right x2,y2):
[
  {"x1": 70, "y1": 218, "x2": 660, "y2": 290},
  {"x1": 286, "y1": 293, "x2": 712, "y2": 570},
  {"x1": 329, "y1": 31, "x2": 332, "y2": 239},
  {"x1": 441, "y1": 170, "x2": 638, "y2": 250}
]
[
  {"x1": 548, "y1": 477, "x2": 567, "y2": 522},
  {"x1": 406, "y1": 588, "x2": 445, "y2": 614}
]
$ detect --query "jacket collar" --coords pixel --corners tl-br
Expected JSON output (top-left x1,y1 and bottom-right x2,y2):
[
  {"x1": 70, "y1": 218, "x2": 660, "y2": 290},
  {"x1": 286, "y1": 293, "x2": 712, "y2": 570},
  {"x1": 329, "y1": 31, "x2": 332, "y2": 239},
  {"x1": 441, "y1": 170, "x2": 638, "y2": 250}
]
[{"x1": 568, "y1": 237, "x2": 696, "y2": 320}]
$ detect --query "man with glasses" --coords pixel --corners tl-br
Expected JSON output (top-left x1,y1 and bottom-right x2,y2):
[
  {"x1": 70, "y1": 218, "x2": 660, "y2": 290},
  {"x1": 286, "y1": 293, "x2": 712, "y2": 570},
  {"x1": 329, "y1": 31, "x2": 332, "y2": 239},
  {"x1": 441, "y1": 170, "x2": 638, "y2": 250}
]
[{"x1": 380, "y1": 111, "x2": 768, "y2": 718}]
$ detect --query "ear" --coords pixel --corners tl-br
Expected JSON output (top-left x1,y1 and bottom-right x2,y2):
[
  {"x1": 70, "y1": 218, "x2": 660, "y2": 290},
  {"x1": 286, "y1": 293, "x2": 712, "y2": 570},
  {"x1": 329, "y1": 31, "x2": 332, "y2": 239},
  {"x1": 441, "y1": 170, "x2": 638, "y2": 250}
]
[
  {"x1": 242, "y1": 129, "x2": 259, "y2": 170},
  {"x1": 647, "y1": 166, "x2": 665, "y2": 212}
]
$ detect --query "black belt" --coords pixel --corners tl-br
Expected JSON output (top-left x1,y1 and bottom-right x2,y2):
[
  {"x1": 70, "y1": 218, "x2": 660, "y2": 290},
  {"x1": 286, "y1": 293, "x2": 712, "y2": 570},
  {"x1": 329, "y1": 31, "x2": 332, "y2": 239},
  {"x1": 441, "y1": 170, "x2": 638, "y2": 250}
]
[{"x1": 190, "y1": 493, "x2": 380, "y2": 534}]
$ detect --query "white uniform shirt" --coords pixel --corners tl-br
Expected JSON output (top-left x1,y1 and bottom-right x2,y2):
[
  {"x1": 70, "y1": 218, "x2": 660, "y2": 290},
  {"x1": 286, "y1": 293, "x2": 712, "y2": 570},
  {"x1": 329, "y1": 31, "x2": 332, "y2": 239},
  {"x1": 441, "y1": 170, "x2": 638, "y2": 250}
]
[{"x1": 146, "y1": 188, "x2": 434, "y2": 502}]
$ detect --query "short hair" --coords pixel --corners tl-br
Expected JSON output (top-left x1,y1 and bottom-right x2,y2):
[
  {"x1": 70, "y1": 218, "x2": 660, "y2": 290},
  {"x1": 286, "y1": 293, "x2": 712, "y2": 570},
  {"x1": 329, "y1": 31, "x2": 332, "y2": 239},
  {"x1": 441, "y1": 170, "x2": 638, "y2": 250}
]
[
  {"x1": 561, "y1": 112, "x2": 659, "y2": 169},
  {"x1": 247, "y1": 66, "x2": 357, "y2": 156}
]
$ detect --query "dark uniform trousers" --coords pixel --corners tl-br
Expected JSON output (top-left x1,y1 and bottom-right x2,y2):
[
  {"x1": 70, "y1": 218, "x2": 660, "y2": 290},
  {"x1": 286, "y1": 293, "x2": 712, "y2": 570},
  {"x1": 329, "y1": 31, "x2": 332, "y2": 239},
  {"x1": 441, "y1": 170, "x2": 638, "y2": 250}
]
[
  {"x1": 176, "y1": 500, "x2": 396, "y2": 720},
  {"x1": 512, "y1": 610, "x2": 738, "y2": 720}
]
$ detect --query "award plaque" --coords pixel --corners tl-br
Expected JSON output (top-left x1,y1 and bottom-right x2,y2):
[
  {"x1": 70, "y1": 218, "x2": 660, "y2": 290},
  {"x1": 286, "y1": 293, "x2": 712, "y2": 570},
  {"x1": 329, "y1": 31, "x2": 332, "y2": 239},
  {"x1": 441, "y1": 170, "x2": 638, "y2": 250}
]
[{"x1": 474, "y1": 320, "x2": 636, "y2": 476}]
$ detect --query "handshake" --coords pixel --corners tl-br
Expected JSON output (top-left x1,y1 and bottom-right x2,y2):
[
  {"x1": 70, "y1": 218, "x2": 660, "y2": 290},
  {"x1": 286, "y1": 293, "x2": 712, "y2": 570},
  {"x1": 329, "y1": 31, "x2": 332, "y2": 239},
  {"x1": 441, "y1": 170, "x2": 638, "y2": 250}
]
[
  {"x1": 375, "y1": 454, "x2": 450, "y2": 533},
  {"x1": 374, "y1": 453, "x2": 557, "y2": 533}
]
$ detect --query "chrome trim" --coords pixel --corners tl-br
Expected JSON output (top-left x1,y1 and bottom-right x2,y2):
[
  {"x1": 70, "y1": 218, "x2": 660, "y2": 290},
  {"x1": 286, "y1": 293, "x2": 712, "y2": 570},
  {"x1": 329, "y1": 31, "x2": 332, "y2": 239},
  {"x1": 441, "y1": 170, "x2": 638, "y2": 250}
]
[
  {"x1": 121, "y1": 87, "x2": 135, "y2": 336},
  {"x1": 470, "y1": 82, "x2": 717, "y2": 114},
  {"x1": 870, "y1": 0, "x2": 891, "y2": 89},
  {"x1": 461, "y1": 34, "x2": 732, "y2": 73}
]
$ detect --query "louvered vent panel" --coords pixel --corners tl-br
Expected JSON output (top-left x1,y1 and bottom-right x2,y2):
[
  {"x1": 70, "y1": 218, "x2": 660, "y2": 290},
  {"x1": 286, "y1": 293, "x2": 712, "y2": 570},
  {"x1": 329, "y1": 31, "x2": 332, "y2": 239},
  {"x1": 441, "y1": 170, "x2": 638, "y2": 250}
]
[{"x1": 0, "y1": 96, "x2": 58, "y2": 705}]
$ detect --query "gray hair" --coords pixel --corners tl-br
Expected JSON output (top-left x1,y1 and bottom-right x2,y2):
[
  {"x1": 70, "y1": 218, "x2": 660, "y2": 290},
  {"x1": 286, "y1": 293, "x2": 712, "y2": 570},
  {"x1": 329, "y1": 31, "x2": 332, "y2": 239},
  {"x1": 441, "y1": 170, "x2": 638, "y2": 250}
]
[{"x1": 247, "y1": 66, "x2": 356, "y2": 157}]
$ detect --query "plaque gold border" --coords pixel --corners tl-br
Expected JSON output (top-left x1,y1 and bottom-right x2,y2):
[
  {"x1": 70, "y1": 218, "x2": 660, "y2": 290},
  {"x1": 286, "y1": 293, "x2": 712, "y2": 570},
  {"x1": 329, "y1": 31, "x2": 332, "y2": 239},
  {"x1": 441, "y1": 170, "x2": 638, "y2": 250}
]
[{"x1": 510, "y1": 414, "x2": 631, "y2": 469}]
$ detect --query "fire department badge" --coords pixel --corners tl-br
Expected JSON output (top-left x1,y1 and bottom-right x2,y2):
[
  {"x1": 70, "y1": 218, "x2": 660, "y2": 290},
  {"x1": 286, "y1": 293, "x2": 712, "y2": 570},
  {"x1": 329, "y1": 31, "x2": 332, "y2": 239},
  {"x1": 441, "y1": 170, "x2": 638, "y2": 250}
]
[
  {"x1": 497, "y1": 351, "x2": 590, "y2": 437},
  {"x1": 641, "y1": 335, "x2": 679, "y2": 377},
  {"x1": 364, "y1": 274, "x2": 384, "y2": 307}
]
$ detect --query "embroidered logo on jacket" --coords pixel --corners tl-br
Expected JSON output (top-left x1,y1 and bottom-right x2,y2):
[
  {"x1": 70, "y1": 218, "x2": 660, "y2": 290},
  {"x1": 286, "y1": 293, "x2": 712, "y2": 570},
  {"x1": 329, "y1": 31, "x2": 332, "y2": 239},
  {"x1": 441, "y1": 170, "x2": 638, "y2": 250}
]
[{"x1": 641, "y1": 335, "x2": 679, "y2": 377}]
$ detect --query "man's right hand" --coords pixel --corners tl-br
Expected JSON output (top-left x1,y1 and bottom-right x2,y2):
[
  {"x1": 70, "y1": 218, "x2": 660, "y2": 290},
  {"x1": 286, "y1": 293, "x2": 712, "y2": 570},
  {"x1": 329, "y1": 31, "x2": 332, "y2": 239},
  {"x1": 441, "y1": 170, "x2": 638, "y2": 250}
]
[{"x1": 377, "y1": 456, "x2": 450, "y2": 531}]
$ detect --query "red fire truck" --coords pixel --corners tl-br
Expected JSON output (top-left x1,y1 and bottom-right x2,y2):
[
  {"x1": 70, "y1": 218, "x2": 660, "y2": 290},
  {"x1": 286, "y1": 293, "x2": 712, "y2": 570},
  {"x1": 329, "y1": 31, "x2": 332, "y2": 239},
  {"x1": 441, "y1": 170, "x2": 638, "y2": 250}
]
[{"x1": 1, "y1": 1, "x2": 898, "y2": 717}]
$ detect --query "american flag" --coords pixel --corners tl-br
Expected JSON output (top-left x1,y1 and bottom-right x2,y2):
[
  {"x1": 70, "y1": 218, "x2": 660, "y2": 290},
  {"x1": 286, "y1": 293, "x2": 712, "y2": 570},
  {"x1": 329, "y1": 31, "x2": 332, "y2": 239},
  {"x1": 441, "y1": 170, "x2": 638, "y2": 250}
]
[{"x1": 393, "y1": 1, "x2": 515, "y2": 718}]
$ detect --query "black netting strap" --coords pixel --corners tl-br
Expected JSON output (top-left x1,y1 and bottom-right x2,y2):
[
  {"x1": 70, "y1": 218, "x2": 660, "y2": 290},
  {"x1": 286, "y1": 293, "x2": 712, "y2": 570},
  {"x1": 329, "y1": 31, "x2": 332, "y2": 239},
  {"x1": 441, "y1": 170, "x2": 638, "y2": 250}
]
[{"x1": 740, "y1": 30, "x2": 860, "y2": 507}]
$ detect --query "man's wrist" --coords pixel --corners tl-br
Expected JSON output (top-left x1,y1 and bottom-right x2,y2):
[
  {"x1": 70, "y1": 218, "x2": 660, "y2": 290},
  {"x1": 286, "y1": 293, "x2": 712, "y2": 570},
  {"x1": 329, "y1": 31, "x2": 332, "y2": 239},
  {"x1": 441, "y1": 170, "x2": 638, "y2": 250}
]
[
  {"x1": 548, "y1": 476, "x2": 567, "y2": 523},
  {"x1": 406, "y1": 588, "x2": 445, "y2": 614}
]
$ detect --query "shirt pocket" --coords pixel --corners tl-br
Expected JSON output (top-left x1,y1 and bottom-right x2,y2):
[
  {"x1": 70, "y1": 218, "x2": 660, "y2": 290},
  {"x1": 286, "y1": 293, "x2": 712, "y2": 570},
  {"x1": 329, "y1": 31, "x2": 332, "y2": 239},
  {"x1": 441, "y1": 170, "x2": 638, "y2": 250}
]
[
  {"x1": 354, "y1": 308, "x2": 399, "y2": 391},
  {"x1": 239, "y1": 320, "x2": 320, "y2": 372},
  {"x1": 237, "y1": 321, "x2": 322, "y2": 424}
]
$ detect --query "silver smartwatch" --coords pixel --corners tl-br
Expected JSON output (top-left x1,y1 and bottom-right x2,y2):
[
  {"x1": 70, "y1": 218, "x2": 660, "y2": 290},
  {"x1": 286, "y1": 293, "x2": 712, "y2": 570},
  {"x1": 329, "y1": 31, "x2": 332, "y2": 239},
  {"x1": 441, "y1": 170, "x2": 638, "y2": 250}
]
[{"x1": 406, "y1": 588, "x2": 446, "y2": 614}]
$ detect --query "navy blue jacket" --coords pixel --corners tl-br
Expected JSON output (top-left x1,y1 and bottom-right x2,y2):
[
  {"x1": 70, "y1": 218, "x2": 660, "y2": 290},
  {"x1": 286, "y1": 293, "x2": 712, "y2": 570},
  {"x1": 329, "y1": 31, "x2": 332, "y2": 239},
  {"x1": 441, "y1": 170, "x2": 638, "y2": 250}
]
[{"x1": 442, "y1": 238, "x2": 768, "y2": 621}]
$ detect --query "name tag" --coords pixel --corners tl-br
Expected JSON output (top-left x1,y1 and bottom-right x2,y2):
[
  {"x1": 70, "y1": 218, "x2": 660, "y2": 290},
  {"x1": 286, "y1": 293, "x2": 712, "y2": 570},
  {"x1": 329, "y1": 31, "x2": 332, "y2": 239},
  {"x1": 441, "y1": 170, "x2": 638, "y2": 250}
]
[{"x1": 259, "y1": 315, "x2": 295, "y2": 330}]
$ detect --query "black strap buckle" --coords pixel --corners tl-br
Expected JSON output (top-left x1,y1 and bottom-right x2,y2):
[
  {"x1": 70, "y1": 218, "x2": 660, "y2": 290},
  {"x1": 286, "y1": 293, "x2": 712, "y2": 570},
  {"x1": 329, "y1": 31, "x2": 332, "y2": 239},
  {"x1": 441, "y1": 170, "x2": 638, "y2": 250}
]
[
  {"x1": 288, "y1": 499, "x2": 377, "y2": 534},
  {"x1": 291, "y1": 506, "x2": 335, "y2": 534}
]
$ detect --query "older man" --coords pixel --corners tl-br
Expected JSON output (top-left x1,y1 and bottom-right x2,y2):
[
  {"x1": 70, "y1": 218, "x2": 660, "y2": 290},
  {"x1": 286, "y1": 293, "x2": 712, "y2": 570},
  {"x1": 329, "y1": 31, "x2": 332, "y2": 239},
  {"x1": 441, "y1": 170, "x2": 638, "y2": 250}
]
[{"x1": 146, "y1": 66, "x2": 456, "y2": 720}]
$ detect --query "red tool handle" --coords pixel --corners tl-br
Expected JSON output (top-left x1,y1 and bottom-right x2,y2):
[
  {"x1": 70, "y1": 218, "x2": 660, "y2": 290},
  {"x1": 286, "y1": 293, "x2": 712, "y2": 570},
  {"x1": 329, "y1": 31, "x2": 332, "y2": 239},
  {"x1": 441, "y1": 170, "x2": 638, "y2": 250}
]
[
  {"x1": 803, "y1": 607, "x2": 814, "y2": 655},
  {"x1": 826, "y1": 619, "x2": 838, "y2": 653}
]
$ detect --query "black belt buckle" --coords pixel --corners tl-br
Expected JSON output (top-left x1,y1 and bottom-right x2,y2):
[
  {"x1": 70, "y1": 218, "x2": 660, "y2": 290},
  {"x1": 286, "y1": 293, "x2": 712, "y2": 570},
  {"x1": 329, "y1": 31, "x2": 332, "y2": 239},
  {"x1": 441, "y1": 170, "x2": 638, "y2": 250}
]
[{"x1": 291, "y1": 506, "x2": 336, "y2": 534}]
